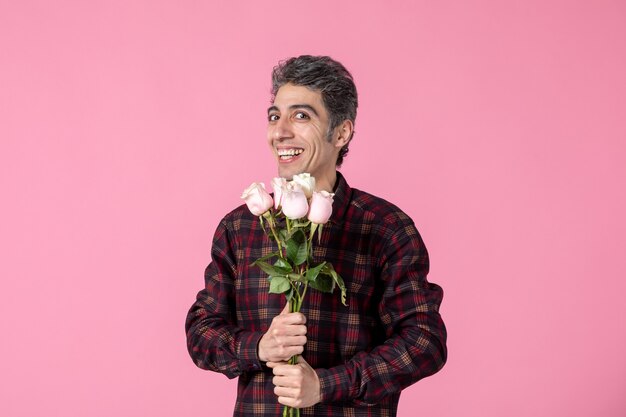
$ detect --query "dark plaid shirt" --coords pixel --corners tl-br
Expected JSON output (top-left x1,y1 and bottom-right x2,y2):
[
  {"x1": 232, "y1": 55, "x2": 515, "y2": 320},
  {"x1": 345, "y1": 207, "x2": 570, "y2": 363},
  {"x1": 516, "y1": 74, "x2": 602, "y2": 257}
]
[{"x1": 186, "y1": 172, "x2": 447, "y2": 417}]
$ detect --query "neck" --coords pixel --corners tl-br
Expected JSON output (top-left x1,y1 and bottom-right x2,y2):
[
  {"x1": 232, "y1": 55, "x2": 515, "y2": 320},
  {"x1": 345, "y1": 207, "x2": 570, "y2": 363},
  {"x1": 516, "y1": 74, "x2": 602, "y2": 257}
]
[{"x1": 314, "y1": 170, "x2": 337, "y2": 193}]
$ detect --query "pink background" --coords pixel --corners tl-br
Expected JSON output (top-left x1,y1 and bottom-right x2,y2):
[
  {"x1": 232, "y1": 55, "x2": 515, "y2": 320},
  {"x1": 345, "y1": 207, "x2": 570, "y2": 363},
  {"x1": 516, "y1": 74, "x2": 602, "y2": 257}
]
[{"x1": 1, "y1": 1, "x2": 625, "y2": 416}]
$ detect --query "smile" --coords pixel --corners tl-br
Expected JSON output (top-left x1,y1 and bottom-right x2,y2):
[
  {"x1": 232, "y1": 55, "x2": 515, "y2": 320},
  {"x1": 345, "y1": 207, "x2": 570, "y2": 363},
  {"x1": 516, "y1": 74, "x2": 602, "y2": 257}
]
[{"x1": 277, "y1": 148, "x2": 304, "y2": 161}]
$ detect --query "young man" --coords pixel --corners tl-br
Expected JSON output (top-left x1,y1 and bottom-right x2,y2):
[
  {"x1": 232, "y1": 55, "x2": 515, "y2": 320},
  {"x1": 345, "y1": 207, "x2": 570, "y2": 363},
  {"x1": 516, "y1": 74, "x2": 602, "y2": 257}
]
[{"x1": 185, "y1": 55, "x2": 447, "y2": 417}]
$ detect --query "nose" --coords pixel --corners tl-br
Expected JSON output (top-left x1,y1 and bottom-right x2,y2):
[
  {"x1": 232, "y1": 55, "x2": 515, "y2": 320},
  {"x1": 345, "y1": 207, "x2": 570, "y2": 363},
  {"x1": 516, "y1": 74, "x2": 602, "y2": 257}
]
[{"x1": 270, "y1": 117, "x2": 294, "y2": 141}]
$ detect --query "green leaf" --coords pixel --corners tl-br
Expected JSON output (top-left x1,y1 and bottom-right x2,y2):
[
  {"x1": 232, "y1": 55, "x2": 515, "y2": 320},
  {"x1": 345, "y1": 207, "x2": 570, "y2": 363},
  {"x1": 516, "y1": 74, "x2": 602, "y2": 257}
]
[
  {"x1": 253, "y1": 260, "x2": 287, "y2": 276},
  {"x1": 305, "y1": 261, "x2": 327, "y2": 283},
  {"x1": 269, "y1": 276, "x2": 291, "y2": 294},
  {"x1": 284, "y1": 287, "x2": 294, "y2": 301},
  {"x1": 328, "y1": 264, "x2": 345, "y2": 288},
  {"x1": 292, "y1": 220, "x2": 311, "y2": 228},
  {"x1": 309, "y1": 274, "x2": 334, "y2": 293},
  {"x1": 286, "y1": 229, "x2": 308, "y2": 266},
  {"x1": 250, "y1": 251, "x2": 281, "y2": 266},
  {"x1": 287, "y1": 273, "x2": 305, "y2": 282},
  {"x1": 331, "y1": 272, "x2": 348, "y2": 306},
  {"x1": 321, "y1": 263, "x2": 348, "y2": 306},
  {"x1": 310, "y1": 223, "x2": 319, "y2": 243},
  {"x1": 274, "y1": 258, "x2": 293, "y2": 273}
]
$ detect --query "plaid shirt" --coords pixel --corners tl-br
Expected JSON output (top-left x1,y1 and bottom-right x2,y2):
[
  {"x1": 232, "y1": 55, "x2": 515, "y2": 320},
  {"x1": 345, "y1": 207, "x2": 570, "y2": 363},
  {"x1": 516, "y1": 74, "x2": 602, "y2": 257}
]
[{"x1": 186, "y1": 172, "x2": 447, "y2": 417}]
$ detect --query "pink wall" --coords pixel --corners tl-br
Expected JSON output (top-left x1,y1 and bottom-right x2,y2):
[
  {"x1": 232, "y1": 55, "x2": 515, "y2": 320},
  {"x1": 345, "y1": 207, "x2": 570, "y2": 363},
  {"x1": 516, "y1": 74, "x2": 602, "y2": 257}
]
[{"x1": 1, "y1": 1, "x2": 625, "y2": 416}]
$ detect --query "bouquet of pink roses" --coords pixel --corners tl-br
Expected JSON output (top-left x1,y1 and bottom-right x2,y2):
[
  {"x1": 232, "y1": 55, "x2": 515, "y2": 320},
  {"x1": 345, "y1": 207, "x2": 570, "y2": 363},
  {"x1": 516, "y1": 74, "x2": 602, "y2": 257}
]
[{"x1": 241, "y1": 173, "x2": 347, "y2": 416}]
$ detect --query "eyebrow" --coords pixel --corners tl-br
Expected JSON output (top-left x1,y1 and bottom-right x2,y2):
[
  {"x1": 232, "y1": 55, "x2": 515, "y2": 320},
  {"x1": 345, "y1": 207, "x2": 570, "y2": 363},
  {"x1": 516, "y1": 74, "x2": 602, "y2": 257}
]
[{"x1": 267, "y1": 104, "x2": 320, "y2": 117}]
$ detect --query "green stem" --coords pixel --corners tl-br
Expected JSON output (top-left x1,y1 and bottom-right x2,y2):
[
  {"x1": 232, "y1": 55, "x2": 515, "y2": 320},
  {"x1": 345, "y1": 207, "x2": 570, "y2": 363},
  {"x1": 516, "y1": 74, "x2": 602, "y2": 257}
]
[
  {"x1": 283, "y1": 225, "x2": 311, "y2": 417},
  {"x1": 290, "y1": 292, "x2": 296, "y2": 313},
  {"x1": 308, "y1": 229, "x2": 314, "y2": 257},
  {"x1": 267, "y1": 215, "x2": 285, "y2": 260},
  {"x1": 299, "y1": 283, "x2": 308, "y2": 309},
  {"x1": 288, "y1": 282, "x2": 299, "y2": 310},
  {"x1": 271, "y1": 229, "x2": 284, "y2": 259}
]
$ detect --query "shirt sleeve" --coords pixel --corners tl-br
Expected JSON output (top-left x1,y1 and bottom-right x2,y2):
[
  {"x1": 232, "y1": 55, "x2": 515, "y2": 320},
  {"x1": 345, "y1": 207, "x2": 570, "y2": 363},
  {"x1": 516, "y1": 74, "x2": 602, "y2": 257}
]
[
  {"x1": 315, "y1": 223, "x2": 447, "y2": 405},
  {"x1": 185, "y1": 218, "x2": 264, "y2": 379}
]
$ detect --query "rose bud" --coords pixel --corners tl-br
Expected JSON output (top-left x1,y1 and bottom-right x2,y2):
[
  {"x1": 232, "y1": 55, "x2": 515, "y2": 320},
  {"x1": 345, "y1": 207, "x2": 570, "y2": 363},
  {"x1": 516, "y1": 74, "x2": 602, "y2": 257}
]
[
  {"x1": 241, "y1": 182, "x2": 274, "y2": 216},
  {"x1": 291, "y1": 173, "x2": 316, "y2": 199},
  {"x1": 308, "y1": 190, "x2": 334, "y2": 224},
  {"x1": 281, "y1": 183, "x2": 309, "y2": 219},
  {"x1": 271, "y1": 177, "x2": 287, "y2": 209}
]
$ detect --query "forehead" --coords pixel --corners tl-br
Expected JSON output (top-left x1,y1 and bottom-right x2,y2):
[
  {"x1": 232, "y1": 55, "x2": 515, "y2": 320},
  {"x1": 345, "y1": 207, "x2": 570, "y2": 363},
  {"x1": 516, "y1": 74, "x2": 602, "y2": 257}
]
[{"x1": 272, "y1": 84, "x2": 326, "y2": 113}]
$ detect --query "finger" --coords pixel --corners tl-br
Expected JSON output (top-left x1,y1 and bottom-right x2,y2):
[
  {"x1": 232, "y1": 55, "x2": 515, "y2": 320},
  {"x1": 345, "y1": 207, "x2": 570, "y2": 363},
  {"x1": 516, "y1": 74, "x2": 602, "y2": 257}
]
[
  {"x1": 277, "y1": 396, "x2": 301, "y2": 408},
  {"x1": 281, "y1": 340, "x2": 306, "y2": 354},
  {"x1": 268, "y1": 336, "x2": 306, "y2": 351},
  {"x1": 279, "y1": 313, "x2": 307, "y2": 326},
  {"x1": 265, "y1": 345, "x2": 304, "y2": 363},
  {"x1": 280, "y1": 302, "x2": 290, "y2": 315},
  {"x1": 276, "y1": 329, "x2": 308, "y2": 344},
  {"x1": 280, "y1": 344, "x2": 305, "y2": 359},
  {"x1": 281, "y1": 324, "x2": 307, "y2": 337},
  {"x1": 272, "y1": 375, "x2": 299, "y2": 388},
  {"x1": 272, "y1": 363, "x2": 304, "y2": 377},
  {"x1": 269, "y1": 363, "x2": 289, "y2": 375},
  {"x1": 266, "y1": 360, "x2": 287, "y2": 369},
  {"x1": 274, "y1": 386, "x2": 299, "y2": 398},
  {"x1": 270, "y1": 321, "x2": 306, "y2": 336},
  {"x1": 286, "y1": 335, "x2": 307, "y2": 346},
  {"x1": 293, "y1": 312, "x2": 307, "y2": 325},
  {"x1": 268, "y1": 323, "x2": 306, "y2": 340}
]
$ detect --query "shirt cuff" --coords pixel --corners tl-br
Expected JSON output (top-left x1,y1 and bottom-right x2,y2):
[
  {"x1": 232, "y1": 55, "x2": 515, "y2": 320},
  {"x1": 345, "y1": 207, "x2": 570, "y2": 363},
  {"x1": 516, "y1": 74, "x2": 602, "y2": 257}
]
[
  {"x1": 236, "y1": 331, "x2": 264, "y2": 372},
  {"x1": 316, "y1": 365, "x2": 352, "y2": 403}
]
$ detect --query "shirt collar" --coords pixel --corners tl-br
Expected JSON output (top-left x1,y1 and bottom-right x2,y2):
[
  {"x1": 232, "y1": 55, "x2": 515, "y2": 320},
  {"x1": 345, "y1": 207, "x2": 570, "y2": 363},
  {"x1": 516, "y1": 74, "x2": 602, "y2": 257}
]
[{"x1": 330, "y1": 171, "x2": 352, "y2": 223}]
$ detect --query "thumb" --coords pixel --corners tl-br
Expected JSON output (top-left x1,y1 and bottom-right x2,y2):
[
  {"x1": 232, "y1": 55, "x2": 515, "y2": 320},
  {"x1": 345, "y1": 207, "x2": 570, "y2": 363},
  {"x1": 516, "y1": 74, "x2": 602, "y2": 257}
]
[{"x1": 280, "y1": 301, "x2": 291, "y2": 315}]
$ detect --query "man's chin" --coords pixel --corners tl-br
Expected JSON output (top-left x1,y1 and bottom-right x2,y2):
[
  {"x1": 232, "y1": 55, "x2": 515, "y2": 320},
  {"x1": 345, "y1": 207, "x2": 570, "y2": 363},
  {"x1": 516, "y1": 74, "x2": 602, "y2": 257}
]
[{"x1": 277, "y1": 167, "x2": 302, "y2": 181}]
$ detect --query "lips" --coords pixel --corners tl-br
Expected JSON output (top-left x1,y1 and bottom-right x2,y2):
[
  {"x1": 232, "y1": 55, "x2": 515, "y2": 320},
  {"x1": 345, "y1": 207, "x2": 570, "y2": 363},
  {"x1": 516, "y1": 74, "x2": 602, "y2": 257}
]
[{"x1": 277, "y1": 147, "x2": 304, "y2": 162}]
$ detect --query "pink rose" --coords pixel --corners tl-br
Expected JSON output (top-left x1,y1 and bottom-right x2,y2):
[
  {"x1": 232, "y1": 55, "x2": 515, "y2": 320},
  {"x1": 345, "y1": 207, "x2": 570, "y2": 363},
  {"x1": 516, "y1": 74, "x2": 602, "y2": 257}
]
[
  {"x1": 281, "y1": 183, "x2": 309, "y2": 219},
  {"x1": 292, "y1": 173, "x2": 316, "y2": 198},
  {"x1": 271, "y1": 177, "x2": 287, "y2": 209},
  {"x1": 307, "y1": 190, "x2": 334, "y2": 224},
  {"x1": 241, "y1": 182, "x2": 274, "y2": 216}
]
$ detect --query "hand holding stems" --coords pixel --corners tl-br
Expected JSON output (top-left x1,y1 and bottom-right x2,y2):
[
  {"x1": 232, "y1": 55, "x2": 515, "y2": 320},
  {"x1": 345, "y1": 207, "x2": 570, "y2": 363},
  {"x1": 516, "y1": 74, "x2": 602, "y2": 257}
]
[
  {"x1": 258, "y1": 301, "x2": 319, "y2": 417},
  {"x1": 268, "y1": 356, "x2": 321, "y2": 412},
  {"x1": 258, "y1": 303, "x2": 307, "y2": 363}
]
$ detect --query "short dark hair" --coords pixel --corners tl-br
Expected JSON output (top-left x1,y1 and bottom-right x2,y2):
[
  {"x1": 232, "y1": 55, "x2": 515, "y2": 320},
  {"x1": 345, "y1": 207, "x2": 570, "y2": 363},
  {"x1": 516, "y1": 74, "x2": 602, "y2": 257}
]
[{"x1": 271, "y1": 55, "x2": 358, "y2": 167}]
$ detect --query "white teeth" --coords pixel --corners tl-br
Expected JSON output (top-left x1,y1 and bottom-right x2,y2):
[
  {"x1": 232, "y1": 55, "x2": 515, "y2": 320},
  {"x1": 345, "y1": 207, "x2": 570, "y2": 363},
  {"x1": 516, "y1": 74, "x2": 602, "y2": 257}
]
[{"x1": 277, "y1": 149, "x2": 303, "y2": 157}]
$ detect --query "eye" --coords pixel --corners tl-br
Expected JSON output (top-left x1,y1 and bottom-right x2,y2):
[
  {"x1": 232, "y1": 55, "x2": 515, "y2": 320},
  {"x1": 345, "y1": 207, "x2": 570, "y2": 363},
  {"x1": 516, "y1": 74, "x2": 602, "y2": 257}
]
[
  {"x1": 268, "y1": 114, "x2": 279, "y2": 122},
  {"x1": 294, "y1": 112, "x2": 309, "y2": 120}
]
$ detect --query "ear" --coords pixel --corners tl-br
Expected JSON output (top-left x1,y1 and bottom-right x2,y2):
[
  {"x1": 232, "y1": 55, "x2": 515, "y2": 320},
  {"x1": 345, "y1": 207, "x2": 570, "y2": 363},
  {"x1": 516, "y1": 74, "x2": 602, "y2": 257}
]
[{"x1": 333, "y1": 120, "x2": 354, "y2": 149}]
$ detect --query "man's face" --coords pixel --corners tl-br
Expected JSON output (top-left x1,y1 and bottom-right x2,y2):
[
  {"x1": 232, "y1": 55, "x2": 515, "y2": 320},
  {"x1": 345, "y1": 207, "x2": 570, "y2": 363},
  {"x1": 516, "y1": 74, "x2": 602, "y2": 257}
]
[{"x1": 267, "y1": 84, "x2": 341, "y2": 188}]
